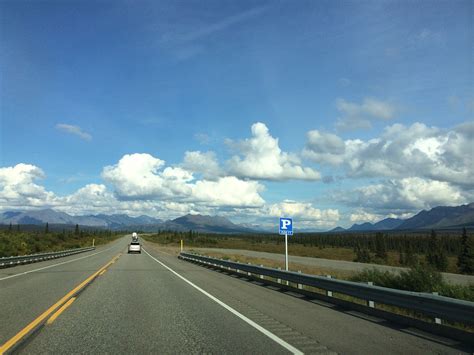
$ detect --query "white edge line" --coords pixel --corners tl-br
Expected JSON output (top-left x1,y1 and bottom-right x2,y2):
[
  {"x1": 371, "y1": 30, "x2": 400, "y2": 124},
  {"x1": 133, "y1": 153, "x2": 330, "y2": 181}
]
[
  {"x1": 0, "y1": 245, "x2": 116, "y2": 281},
  {"x1": 143, "y1": 248, "x2": 303, "y2": 355}
]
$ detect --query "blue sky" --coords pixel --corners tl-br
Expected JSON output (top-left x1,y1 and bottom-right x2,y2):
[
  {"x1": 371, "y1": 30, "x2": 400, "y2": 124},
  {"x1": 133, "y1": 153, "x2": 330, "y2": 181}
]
[{"x1": 1, "y1": 0, "x2": 472, "y2": 229}]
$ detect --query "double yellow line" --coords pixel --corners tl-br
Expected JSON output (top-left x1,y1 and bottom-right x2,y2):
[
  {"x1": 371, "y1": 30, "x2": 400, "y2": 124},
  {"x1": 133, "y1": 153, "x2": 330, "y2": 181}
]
[{"x1": 0, "y1": 253, "x2": 121, "y2": 354}]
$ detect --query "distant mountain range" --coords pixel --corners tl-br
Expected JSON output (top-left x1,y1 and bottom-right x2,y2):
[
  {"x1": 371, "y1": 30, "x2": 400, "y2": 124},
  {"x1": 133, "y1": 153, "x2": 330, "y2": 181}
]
[
  {"x1": 0, "y1": 209, "x2": 253, "y2": 233},
  {"x1": 330, "y1": 203, "x2": 474, "y2": 232},
  {"x1": 1, "y1": 202, "x2": 473, "y2": 234},
  {"x1": 0, "y1": 209, "x2": 163, "y2": 229},
  {"x1": 157, "y1": 214, "x2": 254, "y2": 233}
]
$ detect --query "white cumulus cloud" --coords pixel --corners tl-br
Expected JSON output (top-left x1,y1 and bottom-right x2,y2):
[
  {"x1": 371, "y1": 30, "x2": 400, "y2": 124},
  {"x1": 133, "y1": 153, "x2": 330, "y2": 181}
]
[
  {"x1": 302, "y1": 130, "x2": 346, "y2": 165},
  {"x1": 192, "y1": 176, "x2": 264, "y2": 207},
  {"x1": 182, "y1": 151, "x2": 221, "y2": 179},
  {"x1": 101, "y1": 153, "x2": 193, "y2": 200},
  {"x1": 304, "y1": 121, "x2": 474, "y2": 188},
  {"x1": 0, "y1": 164, "x2": 58, "y2": 208},
  {"x1": 227, "y1": 122, "x2": 321, "y2": 181},
  {"x1": 350, "y1": 210, "x2": 384, "y2": 224},
  {"x1": 267, "y1": 200, "x2": 339, "y2": 222},
  {"x1": 336, "y1": 177, "x2": 470, "y2": 214},
  {"x1": 102, "y1": 153, "x2": 265, "y2": 207},
  {"x1": 336, "y1": 97, "x2": 396, "y2": 131}
]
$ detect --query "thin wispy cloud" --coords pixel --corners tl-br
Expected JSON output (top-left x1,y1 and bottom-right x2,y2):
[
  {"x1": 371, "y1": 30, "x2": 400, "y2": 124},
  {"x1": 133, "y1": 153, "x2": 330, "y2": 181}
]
[
  {"x1": 194, "y1": 133, "x2": 211, "y2": 145},
  {"x1": 56, "y1": 123, "x2": 92, "y2": 141},
  {"x1": 167, "y1": 5, "x2": 270, "y2": 43}
]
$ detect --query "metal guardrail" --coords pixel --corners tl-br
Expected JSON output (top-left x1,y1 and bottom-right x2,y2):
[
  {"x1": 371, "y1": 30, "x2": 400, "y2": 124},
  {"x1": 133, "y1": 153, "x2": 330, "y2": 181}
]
[
  {"x1": 0, "y1": 246, "x2": 96, "y2": 268},
  {"x1": 179, "y1": 252, "x2": 474, "y2": 326}
]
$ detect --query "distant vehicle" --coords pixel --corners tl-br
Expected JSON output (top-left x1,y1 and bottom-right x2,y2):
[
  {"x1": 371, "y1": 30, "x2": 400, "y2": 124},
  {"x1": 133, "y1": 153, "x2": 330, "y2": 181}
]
[
  {"x1": 128, "y1": 241, "x2": 141, "y2": 254},
  {"x1": 132, "y1": 232, "x2": 138, "y2": 242}
]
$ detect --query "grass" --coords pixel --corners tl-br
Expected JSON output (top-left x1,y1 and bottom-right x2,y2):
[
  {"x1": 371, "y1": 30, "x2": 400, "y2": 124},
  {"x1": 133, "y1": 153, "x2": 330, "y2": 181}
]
[
  {"x1": 0, "y1": 229, "x2": 124, "y2": 257},
  {"x1": 197, "y1": 250, "x2": 354, "y2": 280}
]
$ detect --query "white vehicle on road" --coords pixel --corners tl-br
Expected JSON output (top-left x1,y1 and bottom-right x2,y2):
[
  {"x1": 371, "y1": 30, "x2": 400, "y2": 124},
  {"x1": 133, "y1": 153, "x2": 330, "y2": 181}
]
[
  {"x1": 128, "y1": 241, "x2": 141, "y2": 254},
  {"x1": 132, "y1": 232, "x2": 138, "y2": 242}
]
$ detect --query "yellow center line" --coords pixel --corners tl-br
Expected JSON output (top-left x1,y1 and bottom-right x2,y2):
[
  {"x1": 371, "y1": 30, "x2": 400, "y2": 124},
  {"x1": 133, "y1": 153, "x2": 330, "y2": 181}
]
[
  {"x1": 46, "y1": 297, "x2": 76, "y2": 325},
  {"x1": 99, "y1": 269, "x2": 107, "y2": 276},
  {"x1": 0, "y1": 253, "x2": 121, "y2": 354}
]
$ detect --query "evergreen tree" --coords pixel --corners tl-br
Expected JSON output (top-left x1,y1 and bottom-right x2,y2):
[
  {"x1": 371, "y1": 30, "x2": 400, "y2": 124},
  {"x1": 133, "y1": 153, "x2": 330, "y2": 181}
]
[
  {"x1": 45, "y1": 222, "x2": 49, "y2": 234},
  {"x1": 17, "y1": 224, "x2": 20, "y2": 232},
  {"x1": 427, "y1": 229, "x2": 437, "y2": 266},
  {"x1": 375, "y1": 232, "x2": 387, "y2": 260},
  {"x1": 354, "y1": 244, "x2": 372, "y2": 263},
  {"x1": 75, "y1": 224, "x2": 80, "y2": 235},
  {"x1": 426, "y1": 230, "x2": 448, "y2": 271},
  {"x1": 398, "y1": 244, "x2": 405, "y2": 265},
  {"x1": 8, "y1": 222, "x2": 12, "y2": 232},
  {"x1": 457, "y1": 228, "x2": 474, "y2": 274},
  {"x1": 404, "y1": 242, "x2": 418, "y2": 266}
]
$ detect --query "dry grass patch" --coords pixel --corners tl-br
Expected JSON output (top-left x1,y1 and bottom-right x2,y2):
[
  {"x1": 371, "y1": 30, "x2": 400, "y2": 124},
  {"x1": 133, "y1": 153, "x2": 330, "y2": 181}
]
[{"x1": 191, "y1": 250, "x2": 355, "y2": 280}]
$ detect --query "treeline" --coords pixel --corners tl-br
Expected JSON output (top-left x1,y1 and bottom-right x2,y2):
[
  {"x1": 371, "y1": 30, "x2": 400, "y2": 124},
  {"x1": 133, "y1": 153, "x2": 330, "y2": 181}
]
[
  {"x1": 349, "y1": 229, "x2": 474, "y2": 274},
  {"x1": 146, "y1": 228, "x2": 474, "y2": 275},
  {"x1": 151, "y1": 228, "x2": 468, "y2": 255},
  {"x1": 0, "y1": 224, "x2": 124, "y2": 257}
]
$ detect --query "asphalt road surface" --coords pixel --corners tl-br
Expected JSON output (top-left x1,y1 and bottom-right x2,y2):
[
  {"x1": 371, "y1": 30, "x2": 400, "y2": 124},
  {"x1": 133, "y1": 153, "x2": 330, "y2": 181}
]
[{"x1": 1, "y1": 236, "x2": 472, "y2": 354}]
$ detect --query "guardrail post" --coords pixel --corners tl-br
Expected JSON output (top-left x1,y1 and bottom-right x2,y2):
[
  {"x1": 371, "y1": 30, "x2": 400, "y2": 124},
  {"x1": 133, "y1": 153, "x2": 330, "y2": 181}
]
[
  {"x1": 326, "y1": 275, "x2": 333, "y2": 297},
  {"x1": 260, "y1": 265, "x2": 264, "y2": 280},
  {"x1": 367, "y1": 282, "x2": 375, "y2": 308},
  {"x1": 247, "y1": 263, "x2": 251, "y2": 277},
  {"x1": 276, "y1": 267, "x2": 281, "y2": 284},
  {"x1": 298, "y1": 270, "x2": 303, "y2": 290},
  {"x1": 433, "y1": 292, "x2": 442, "y2": 324}
]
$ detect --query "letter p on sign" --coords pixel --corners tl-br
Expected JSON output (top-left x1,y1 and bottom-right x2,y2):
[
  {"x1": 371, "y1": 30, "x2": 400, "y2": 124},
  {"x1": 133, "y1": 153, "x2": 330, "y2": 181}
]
[{"x1": 279, "y1": 217, "x2": 293, "y2": 235}]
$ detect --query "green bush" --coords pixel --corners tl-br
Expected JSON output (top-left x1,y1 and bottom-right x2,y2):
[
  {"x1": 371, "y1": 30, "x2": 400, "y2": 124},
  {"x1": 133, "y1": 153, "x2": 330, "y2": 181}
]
[
  {"x1": 350, "y1": 268, "x2": 400, "y2": 289},
  {"x1": 397, "y1": 264, "x2": 443, "y2": 292},
  {"x1": 349, "y1": 264, "x2": 474, "y2": 302}
]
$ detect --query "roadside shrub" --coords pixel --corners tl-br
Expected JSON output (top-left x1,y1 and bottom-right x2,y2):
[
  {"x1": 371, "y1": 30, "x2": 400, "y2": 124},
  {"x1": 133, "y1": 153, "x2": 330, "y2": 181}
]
[
  {"x1": 437, "y1": 283, "x2": 474, "y2": 302},
  {"x1": 349, "y1": 268, "x2": 400, "y2": 289},
  {"x1": 397, "y1": 264, "x2": 443, "y2": 292},
  {"x1": 349, "y1": 264, "x2": 474, "y2": 302}
]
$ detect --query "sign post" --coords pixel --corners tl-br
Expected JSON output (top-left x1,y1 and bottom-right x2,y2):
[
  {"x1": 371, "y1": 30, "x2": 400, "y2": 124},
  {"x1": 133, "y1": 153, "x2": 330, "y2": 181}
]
[{"x1": 279, "y1": 217, "x2": 293, "y2": 271}]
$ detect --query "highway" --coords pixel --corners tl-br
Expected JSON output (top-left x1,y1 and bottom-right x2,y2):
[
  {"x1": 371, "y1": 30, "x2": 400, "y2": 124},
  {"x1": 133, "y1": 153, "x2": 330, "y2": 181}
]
[{"x1": 1, "y1": 236, "x2": 472, "y2": 354}]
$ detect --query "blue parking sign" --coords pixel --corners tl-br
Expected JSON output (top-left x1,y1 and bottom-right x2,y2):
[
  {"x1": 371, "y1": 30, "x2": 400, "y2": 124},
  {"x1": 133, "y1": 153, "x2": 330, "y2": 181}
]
[{"x1": 279, "y1": 217, "x2": 293, "y2": 236}]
